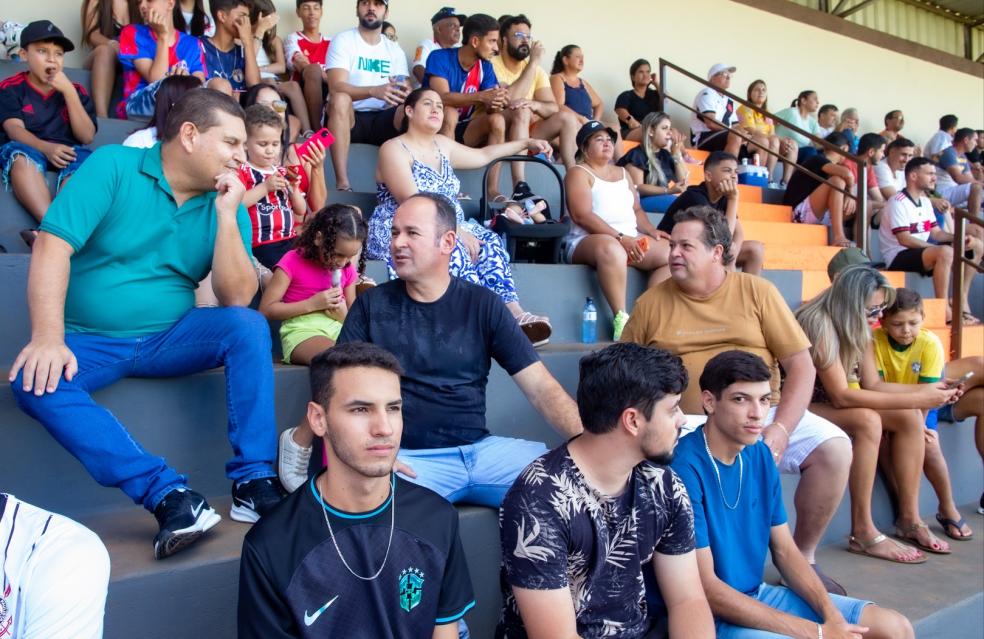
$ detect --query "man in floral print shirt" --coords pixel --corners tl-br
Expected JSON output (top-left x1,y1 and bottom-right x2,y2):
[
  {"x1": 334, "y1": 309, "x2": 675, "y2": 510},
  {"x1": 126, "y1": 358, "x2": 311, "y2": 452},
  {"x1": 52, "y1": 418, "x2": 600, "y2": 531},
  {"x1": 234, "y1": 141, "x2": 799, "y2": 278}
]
[{"x1": 496, "y1": 343, "x2": 713, "y2": 638}]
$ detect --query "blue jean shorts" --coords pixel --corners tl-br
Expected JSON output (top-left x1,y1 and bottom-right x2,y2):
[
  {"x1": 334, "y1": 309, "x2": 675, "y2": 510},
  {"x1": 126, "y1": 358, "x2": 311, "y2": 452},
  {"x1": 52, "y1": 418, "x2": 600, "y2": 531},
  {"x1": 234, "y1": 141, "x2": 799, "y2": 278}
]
[
  {"x1": 0, "y1": 141, "x2": 92, "y2": 191},
  {"x1": 715, "y1": 583, "x2": 872, "y2": 638}
]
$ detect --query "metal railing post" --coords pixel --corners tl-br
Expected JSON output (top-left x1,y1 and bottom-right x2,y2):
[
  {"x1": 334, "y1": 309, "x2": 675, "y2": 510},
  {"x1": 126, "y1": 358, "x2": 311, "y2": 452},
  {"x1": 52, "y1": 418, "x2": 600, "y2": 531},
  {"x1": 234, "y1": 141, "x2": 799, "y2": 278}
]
[
  {"x1": 949, "y1": 209, "x2": 984, "y2": 359},
  {"x1": 857, "y1": 159, "x2": 868, "y2": 254},
  {"x1": 658, "y1": 59, "x2": 667, "y2": 112}
]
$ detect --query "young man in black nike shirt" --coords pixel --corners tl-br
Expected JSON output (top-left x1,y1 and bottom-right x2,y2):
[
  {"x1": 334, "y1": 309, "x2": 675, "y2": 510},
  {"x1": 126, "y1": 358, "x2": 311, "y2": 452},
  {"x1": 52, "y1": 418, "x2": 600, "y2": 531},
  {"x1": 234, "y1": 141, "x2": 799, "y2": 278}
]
[{"x1": 238, "y1": 342, "x2": 475, "y2": 638}]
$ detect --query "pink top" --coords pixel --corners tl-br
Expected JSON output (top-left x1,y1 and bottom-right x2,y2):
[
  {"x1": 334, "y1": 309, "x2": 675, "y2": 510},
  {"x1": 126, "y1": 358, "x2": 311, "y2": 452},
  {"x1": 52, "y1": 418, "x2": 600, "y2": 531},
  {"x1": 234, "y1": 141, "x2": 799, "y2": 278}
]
[{"x1": 276, "y1": 248, "x2": 358, "y2": 304}]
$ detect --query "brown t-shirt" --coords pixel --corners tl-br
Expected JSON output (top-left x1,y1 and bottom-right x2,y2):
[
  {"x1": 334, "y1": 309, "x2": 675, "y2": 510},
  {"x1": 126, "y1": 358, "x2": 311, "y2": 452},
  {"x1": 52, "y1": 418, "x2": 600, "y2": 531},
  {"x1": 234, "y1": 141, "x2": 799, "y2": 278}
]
[{"x1": 621, "y1": 272, "x2": 811, "y2": 413}]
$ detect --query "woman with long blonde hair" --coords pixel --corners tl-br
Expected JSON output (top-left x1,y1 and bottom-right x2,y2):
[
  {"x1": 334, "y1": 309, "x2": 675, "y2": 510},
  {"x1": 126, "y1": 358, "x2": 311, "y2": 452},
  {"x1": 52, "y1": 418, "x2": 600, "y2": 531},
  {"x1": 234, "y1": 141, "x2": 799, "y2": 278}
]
[{"x1": 796, "y1": 264, "x2": 960, "y2": 563}]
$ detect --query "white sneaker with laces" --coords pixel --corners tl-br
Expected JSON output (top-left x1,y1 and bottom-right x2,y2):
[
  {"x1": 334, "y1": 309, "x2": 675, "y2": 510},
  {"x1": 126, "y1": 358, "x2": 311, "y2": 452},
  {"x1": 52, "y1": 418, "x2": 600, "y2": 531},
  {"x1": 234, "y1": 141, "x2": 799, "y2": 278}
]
[{"x1": 278, "y1": 427, "x2": 312, "y2": 493}]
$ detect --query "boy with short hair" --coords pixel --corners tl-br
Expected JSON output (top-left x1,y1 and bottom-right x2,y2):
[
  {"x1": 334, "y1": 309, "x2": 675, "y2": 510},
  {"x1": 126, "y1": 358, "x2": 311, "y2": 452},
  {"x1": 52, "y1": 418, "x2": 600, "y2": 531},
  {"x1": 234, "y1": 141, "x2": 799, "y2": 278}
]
[
  {"x1": 201, "y1": 0, "x2": 260, "y2": 94},
  {"x1": 873, "y1": 288, "x2": 983, "y2": 538},
  {"x1": 118, "y1": 0, "x2": 206, "y2": 118},
  {"x1": 238, "y1": 104, "x2": 308, "y2": 268},
  {"x1": 0, "y1": 20, "x2": 96, "y2": 225},
  {"x1": 284, "y1": 0, "x2": 330, "y2": 129}
]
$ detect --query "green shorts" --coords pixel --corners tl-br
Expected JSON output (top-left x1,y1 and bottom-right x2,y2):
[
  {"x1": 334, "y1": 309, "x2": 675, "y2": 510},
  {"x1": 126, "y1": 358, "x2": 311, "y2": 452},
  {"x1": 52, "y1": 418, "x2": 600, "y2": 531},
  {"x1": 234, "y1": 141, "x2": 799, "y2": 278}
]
[{"x1": 279, "y1": 312, "x2": 343, "y2": 364}]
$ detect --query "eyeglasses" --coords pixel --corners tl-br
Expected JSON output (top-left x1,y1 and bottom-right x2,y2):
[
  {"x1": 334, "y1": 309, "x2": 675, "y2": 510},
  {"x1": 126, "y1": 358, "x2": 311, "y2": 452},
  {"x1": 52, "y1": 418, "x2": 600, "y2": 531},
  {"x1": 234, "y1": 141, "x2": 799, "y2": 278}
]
[
  {"x1": 512, "y1": 32, "x2": 531, "y2": 42},
  {"x1": 864, "y1": 303, "x2": 886, "y2": 319}
]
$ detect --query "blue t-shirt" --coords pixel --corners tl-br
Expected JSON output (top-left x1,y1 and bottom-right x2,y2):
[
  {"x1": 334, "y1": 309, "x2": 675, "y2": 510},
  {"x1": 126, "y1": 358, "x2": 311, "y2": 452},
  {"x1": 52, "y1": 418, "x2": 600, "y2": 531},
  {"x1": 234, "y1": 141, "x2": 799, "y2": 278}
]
[
  {"x1": 337, "y1": 277, "x2": 539, "y2": 449},
  {"x1": 423, "y1": 48, "x2": 497, "y2": 123},
  {"x1": 201, "y1": 38, "x2": 247, "y2": 91},
  {"x1": 671, "y1": 426, "x2": 787, "y2": 595}
]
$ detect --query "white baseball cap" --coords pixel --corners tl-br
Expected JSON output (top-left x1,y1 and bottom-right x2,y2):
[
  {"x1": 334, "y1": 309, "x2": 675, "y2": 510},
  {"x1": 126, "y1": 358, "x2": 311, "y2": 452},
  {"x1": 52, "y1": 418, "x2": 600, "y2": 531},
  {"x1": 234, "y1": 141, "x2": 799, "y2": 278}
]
[{"x1": 707, "y1": 63, "x2": 736, "y2": 80}]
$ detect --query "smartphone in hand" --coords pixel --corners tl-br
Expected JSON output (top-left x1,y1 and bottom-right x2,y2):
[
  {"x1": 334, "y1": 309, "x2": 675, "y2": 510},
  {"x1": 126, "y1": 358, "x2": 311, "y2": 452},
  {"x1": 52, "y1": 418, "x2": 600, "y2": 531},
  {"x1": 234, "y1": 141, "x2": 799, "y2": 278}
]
[{"x1": 296, "y1": 128, "x2": 335, "y2": 163}]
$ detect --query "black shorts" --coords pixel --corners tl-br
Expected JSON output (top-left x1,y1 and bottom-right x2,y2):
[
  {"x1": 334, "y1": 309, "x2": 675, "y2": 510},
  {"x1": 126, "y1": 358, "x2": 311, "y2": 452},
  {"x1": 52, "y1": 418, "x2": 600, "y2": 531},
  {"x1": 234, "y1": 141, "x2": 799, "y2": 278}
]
[
  {"x1": 694, "y1": 129, "x2": 729, "y2": 152},
  {"x1": 888, "y1": 248, "x2": 929, "y2": 274},
  {"x1": 351, "y1": 107, "x2": 400, "y2": 146},
  {"x1": 252, "y1": 238, "x2": 295, "y2": 270},
  {"x1": 454, "y1": 119, "x2": 471, "y2": 144}
]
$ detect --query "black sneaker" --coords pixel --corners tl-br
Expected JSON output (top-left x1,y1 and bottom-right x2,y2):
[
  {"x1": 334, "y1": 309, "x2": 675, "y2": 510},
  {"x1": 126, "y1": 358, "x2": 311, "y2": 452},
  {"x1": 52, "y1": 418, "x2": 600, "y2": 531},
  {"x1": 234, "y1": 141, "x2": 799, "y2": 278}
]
[
  {"x1": 152, "y1": 488, "x2": 221, "y2": 560},
  {"x1": 230, "y1": 477, "x2": 287, "y2": 523}
]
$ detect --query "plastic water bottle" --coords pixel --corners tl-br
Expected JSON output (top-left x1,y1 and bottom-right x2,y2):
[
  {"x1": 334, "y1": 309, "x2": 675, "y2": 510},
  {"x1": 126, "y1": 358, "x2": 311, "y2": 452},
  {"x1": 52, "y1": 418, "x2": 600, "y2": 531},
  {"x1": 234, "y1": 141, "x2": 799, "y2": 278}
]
[
  {"x1": 331, "y1": 268, "x2": 342, "y2": 288},
  {"x1": 581, "y1": 297, "x2": 597, "y2": 344}
]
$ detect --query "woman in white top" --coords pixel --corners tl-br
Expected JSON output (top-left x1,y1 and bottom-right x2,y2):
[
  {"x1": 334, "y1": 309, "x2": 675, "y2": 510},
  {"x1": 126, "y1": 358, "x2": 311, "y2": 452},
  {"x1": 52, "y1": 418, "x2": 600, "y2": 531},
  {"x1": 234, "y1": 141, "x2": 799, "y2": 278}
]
[{"x1": 564, "y1": 121, "x2": 670, "y2": 340}]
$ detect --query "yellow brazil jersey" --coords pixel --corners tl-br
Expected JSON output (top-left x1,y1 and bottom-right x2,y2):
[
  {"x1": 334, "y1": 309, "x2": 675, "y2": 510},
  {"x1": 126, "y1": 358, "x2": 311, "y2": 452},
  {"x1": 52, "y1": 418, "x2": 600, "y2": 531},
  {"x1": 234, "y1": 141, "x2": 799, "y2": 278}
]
[{"x1": 872, "y1": 327, "x2": 944, "y2": 384}]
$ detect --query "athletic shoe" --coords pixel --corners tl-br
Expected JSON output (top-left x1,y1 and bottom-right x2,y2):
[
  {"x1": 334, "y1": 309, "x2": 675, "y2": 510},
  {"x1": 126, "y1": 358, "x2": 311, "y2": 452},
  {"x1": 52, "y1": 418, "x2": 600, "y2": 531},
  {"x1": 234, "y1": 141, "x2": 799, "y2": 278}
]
[
  {"x1": 278, "y1": 427, "x2": 312, "y2": 493},
  {"x1": 612, "y1": 310, "x2": 630, "y2": 341},
  {"x1": 230, "y1": 477, "x2": 287, "y2": 523},
  {"x1": 978, "y1": 492, "x2": 983, "y2": 516},
  {"x1": 152, "y1": 488, "x2": 221, "y2": 560},
  {"x1": 516, "y1": 312, "x2": 552, "y2": 347}
]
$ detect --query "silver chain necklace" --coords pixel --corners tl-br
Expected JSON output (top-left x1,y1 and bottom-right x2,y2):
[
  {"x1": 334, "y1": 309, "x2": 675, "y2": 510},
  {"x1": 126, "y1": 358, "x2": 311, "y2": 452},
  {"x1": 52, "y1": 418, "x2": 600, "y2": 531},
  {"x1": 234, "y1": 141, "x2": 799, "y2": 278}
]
[
  {"x1": 318, "y1": 478, "x2": 396, "y2": 581},
  {"x1": 702, "y1": 429, "x2": 743, "y2": 510}
]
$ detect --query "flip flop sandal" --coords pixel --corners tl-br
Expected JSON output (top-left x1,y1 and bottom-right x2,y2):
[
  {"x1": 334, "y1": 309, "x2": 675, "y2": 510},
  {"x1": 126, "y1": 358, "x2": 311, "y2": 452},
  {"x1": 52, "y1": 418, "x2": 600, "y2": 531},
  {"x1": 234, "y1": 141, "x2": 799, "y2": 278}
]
[
  {"x1": 516, "y1": 312, "x2": 552, "y2": 347},
  {"x1": 936, "y1": 513, "x2": 973, "y2": 540},
  {"x1": 895, "y1": 521, "x2": 951, "y2": 554},
  {"x1": 961, "y1": 312, "x2": 982, "y2": 326},
  {"x1": 847, "y1": 533, "x2": 927, "y2": 564}
]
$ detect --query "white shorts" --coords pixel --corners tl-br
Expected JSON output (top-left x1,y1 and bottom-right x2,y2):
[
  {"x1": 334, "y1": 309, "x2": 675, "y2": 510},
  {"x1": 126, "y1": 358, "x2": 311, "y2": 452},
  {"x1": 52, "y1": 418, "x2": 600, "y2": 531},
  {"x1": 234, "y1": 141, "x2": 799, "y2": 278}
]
[
  {"x1": 792, "y1": 197, "x2": 830, "y2": 226},
  {"x1": 683, "y1": 406, "x2": 848, "y2": 474},
  {"x1": 939, "y1": 182, "x2": 973, "y2": 208}
]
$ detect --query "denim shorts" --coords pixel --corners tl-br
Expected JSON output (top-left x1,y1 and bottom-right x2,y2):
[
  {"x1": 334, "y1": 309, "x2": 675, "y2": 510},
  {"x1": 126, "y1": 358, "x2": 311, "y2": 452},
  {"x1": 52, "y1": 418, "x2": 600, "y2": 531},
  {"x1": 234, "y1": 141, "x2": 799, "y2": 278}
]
[
  {"x1": 715, "y1": 583, "x2": 871, "y2": 638},
  {"x1": 125, "y1": 79, "x2": 164, "y2": 118},
  {"x1": 0, "y1": 141, "x2": 92, "y2": 191}
]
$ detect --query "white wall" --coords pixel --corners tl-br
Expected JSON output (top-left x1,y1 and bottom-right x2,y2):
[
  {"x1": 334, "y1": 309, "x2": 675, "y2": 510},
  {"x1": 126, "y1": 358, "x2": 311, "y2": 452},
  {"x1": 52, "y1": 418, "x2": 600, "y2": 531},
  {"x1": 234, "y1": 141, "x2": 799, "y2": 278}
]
[{"x1": 8, "y1": 0, "x2": 982, "y2": 144}]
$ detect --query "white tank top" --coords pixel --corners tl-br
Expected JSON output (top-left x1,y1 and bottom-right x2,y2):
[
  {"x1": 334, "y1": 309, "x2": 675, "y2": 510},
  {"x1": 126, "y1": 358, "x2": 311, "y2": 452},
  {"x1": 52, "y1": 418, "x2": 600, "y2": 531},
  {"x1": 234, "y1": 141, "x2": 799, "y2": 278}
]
[
  {"x1": 255, "y1": 39, "x2": 277, "y2": 80},
  {"x1": 571, "y1": 165, "x2": 637, "y2": 237}
]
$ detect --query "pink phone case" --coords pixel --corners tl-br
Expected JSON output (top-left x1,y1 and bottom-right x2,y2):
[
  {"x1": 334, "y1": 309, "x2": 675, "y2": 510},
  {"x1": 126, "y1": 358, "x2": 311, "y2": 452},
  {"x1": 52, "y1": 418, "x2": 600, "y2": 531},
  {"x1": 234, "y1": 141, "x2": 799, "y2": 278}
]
[{"x1": 296, "y1": 128, "x2": 335, "y2": 161}]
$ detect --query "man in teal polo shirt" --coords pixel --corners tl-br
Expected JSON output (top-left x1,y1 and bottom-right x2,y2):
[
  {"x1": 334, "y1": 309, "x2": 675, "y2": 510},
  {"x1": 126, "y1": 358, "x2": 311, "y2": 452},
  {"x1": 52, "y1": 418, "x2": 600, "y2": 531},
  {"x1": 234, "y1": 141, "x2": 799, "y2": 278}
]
[{"x1": 9, "y1": 89, "x2": 286, "y2": 560}]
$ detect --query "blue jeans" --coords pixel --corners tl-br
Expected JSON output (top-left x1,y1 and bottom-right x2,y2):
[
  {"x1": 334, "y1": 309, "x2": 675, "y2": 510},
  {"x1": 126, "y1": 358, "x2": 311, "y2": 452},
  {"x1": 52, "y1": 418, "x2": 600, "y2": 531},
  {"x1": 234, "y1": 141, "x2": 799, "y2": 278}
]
[
  {"x1": 398, "y1": 435, "x2": 547, "y2": 507},
  {"x1": 715, "y1": 583, "x2": 871, "y2": 638},
  {"x1": 640, "y1": 194, "x2": 679, "y2": 214},
  {"x1": 0, "y1": 141, "x2": 92, "y2": 191},
  {"x1": 10, "y1": 307, "x2": 277, "y2": 511}
]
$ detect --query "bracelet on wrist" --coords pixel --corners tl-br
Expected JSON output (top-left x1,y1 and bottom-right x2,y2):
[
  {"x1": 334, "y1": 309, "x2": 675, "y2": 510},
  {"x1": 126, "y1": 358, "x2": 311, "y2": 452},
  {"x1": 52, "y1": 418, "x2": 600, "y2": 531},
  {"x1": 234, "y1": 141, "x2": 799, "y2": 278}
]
[{"x1": 771, "y1": 421, "x2": 791, "y2": 439}]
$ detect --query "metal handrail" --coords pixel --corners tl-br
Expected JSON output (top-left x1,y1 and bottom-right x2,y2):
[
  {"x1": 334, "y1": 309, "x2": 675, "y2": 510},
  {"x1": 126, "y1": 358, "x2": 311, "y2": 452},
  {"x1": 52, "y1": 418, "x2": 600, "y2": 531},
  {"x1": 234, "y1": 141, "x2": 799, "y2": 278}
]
[
  {"x1": 950, "y1": 209, "x2": 984, "y2": 358},
  {"x1": 657, "y1": 58, "x2": 870, "y2": 252}
]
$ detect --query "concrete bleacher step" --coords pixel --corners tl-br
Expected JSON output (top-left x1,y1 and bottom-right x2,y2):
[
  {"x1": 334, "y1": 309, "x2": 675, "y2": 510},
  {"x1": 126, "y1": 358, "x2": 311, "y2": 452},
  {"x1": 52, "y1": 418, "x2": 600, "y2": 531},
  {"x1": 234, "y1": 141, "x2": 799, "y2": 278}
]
[
  {"x1": 762, "y1": 245, "x2": 842, "y2": 270},
  {"x1": 739, "y1": 201, "x2": 792, "y2": 223},
  {"x1": 742, "y1": 219, "x2": 827, "y2": 246}
]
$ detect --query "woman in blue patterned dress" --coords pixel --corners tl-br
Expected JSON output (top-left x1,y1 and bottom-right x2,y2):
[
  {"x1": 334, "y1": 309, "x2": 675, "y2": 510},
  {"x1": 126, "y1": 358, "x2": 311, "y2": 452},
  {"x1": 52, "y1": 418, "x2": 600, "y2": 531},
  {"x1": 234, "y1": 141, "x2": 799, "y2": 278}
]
[{"x1": 367, "y1": 88, "x2": 553, "y2": 345}]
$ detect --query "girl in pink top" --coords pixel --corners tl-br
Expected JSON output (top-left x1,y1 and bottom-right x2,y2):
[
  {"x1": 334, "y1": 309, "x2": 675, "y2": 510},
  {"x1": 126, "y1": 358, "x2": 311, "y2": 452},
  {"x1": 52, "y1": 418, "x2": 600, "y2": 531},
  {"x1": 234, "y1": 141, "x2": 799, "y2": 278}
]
[{"x1": 259, "y1": 204, "x2": 367, "y2": 365}]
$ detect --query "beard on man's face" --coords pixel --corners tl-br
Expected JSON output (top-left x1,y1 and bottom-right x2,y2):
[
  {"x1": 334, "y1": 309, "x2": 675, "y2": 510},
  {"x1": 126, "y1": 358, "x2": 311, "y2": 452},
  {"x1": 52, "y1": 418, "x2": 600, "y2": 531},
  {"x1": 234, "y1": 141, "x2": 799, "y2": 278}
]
[{"x1": 507, "y1": 42, "x2": 529, "y2": 61}]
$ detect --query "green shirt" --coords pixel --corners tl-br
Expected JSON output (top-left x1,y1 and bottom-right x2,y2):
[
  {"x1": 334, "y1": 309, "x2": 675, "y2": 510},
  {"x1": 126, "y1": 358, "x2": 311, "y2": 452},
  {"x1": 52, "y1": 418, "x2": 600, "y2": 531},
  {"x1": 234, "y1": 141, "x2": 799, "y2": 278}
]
[{"x1": 40, "y1": 143, "x2": 252, "y2": 337}]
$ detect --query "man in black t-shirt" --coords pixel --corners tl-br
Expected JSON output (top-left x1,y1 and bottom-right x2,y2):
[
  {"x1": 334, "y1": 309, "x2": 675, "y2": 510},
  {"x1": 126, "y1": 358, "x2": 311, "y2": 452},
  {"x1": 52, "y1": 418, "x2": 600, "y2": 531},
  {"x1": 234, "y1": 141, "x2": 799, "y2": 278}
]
[
  {"x1": 661, "y1": 151, "x2": 763, "y2": 275},
  {"x1": 239, "y1": 343, "x2": 475, "y2": 639},
  {"x1": 782, "y1": 132, "x2": 857, "y2": 247},
  {"x1": 338, "y1": 192, "x2": 583, "y2": 507},
  {"x1": 497, "y1": 343, "x2": 713, "y2": 638}
]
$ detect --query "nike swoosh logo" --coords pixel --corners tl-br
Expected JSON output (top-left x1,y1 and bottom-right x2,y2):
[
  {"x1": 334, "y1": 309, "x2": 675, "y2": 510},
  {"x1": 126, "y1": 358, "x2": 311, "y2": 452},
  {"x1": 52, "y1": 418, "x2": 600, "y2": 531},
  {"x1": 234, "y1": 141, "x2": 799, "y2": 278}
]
[
  {"x1": 235, "y1": 497, "x2": 255, "y2": 509},
  {"x1": 191, "y1": 501, "x2": 204, "y2": 518},
  {"x1": 303, "y1": 595, "x2": 339, "y2": 626}
]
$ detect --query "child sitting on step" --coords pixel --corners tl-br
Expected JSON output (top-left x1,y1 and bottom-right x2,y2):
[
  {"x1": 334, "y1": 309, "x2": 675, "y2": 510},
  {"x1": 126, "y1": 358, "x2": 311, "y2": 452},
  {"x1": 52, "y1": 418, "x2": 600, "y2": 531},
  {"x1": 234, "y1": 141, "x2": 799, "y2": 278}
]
[
  {"x1": 259, "y1": 204, "x2": 367, "y2": 492},
  {"x1": 873, "y1": 287, "x2": 983, "y2": 540}
]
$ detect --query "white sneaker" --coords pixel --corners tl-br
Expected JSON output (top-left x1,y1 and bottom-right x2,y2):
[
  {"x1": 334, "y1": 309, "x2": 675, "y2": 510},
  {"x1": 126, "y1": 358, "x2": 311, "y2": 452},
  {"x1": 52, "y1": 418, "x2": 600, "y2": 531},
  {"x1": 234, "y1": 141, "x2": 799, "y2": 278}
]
[{"x1": 278, "y1": 427, "x2": 312, "y2": 493}]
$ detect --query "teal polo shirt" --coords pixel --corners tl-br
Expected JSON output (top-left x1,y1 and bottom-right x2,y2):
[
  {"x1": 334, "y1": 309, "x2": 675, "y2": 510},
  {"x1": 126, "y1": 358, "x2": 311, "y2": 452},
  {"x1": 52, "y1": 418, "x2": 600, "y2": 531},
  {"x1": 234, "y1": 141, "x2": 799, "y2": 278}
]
[{"x1": 40, "y1": 143, "x2": 253, "y2": 338}]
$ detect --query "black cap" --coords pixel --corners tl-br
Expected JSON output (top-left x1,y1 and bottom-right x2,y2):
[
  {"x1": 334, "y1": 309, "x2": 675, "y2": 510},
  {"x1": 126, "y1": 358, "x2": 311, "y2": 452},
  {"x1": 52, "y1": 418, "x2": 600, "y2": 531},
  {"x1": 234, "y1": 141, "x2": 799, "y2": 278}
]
[
  {"x1": 576, "y1": 120, "x2": 617, "y2": 150},
  {"x1": 20, "y1": 20, "x2": 75, "y2": 53},
  {"x1": 431, "y1": 7, "x2": 466, "y2": 25}
]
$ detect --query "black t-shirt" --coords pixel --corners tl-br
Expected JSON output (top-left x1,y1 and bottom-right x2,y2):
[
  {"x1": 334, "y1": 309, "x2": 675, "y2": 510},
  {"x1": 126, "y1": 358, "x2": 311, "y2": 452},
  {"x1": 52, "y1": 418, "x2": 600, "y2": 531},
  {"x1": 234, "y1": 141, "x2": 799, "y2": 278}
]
[
  {"x1": 658, "y1": 183, "x2": 727, "y2": 233},
  {"x1": 614, "y1": 88, "x2": 660, "y2": 136},
  {"x1": 496, "y1": 445, "x2": 695, "y2": 638},
  {"x1": 782, "y1": 155, "x2": 832, "y2": 207},
  {"x1": 338, "y1": 277, "x2": 540, "y2": 449},
  {"x1": 616, "y1": 146, "x2": 676, "y2": 188},
  {"x1": 0, "y1": 72, "x2": 97, "y2": 146},
  {"x1": 967, "y1": 148, "x2": 982, "y2": 165},
  {"x1": 239, "y1": 474, "x2": 475, "y2": 639}
]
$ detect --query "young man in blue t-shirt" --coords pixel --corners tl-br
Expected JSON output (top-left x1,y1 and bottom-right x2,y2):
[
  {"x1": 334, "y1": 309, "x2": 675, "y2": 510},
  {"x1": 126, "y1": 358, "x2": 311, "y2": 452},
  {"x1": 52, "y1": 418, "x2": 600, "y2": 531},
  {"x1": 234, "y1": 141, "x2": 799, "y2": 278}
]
[
  {"x1": 936, "y1": 127, "x2": 982, "y2": 215},
  {"x1": 424, "y1": 13, "x2": 505, "y2": 147},
  {"x1": 200, "y1": 0, "x2": 260, "y2": 95},
  {"x1": 672, "y1": 350, "x2": 913, "y2": 639}
]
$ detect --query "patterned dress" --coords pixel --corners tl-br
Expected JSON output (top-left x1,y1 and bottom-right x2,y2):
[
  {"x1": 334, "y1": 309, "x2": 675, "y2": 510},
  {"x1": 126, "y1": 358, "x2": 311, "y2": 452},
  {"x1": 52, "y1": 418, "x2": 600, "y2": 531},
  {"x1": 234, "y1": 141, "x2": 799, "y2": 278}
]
[{"x1": 366, "y1": 142, "x2": 519, "y2": 304}]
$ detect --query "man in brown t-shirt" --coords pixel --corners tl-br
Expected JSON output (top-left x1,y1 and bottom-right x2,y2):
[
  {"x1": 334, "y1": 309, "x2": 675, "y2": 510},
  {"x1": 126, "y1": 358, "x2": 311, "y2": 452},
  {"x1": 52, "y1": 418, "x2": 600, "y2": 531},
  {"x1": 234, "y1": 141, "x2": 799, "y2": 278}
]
[{"x1": 621, "y1": 205, "x2": 852, "y2": 596}]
